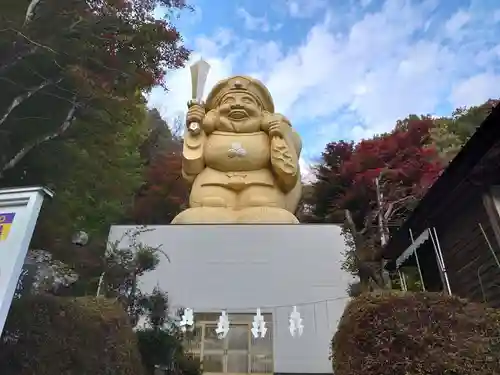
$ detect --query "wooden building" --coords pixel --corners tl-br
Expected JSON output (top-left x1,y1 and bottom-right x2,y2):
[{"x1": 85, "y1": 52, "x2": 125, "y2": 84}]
[{"x1": 382, "y1": 104, "x2": 500, "y2": 307}]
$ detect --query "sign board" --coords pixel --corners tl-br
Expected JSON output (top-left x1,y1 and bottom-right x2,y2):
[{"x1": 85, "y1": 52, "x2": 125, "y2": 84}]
[{"x1": 0, "y1": 186, "x2": 53, "y2": 336}]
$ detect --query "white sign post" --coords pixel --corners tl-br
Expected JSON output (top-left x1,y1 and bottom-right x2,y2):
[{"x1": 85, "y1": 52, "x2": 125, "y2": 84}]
[{"x1": 0, "y1": 186, "x2": 53, "y2": 336}]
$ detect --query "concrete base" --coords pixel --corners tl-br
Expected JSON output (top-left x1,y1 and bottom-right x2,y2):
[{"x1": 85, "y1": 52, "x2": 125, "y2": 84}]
[{"x1": 108, "y1": 224, "x2": 352, "y2": 374}]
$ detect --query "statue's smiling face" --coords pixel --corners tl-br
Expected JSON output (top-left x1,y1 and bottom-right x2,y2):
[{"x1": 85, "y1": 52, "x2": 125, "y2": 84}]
[{"x1": 217, "y1": 91, "x2": 262, "y2": 133}]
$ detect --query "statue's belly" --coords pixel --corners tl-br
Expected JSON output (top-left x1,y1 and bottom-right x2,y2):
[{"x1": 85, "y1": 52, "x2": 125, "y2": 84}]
[{"x1": 205, "y1": 131, "x2": 270, "y2": 172}]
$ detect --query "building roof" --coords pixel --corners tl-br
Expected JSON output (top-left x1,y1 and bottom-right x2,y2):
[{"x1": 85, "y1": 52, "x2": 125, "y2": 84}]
[{"x1": 382, "y1": 103, "x2": 500, "y2": 261}]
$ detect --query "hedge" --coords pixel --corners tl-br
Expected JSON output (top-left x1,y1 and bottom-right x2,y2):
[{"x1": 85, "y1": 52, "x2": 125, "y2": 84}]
[
  {"x1": 332, "y1": 291, "x2": 500, "y2": 375},
  {"x1": 0, "y1": 295, "x2": 146, "y2": 375}
]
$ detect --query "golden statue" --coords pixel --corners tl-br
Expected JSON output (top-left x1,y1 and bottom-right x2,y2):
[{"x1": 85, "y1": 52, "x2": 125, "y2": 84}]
[{"x1": 171, "y1": 60, "x2": 302, "y2": 224}]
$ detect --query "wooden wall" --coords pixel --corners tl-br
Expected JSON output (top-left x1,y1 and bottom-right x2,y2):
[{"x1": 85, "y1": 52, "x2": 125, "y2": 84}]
[{"x1": 434, "y1": 186, "x2": 500, "y2": 307}]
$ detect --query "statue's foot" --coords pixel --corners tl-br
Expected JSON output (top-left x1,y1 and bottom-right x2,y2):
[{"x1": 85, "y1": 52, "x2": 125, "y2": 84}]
[
  {"x1": 236, "y1": 207, "x2": 299, "y2": 224},
  {"x1": 171, "y1": 207, "x2": 236, "y2": 224}
]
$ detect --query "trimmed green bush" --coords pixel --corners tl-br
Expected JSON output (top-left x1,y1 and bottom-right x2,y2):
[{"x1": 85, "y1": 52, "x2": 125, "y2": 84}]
[
  {"x1": 0, "y1": 295, "x2": 146, "y2": 375},
  {"x1": 332, "y1": 291, "x2": 500, "y2": 375}
]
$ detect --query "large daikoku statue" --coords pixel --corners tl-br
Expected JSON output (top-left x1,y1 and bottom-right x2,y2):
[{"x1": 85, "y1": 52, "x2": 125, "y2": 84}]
[{"x1": 171, "y1": 60, "x2": 302, "y2": 224}]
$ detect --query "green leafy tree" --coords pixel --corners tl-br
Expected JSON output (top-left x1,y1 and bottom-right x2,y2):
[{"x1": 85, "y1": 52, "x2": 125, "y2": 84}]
[
  {"x1": 430, "y1": 99, "x2": 500, "y2": 162},
  {"x1": 99, "y1": 227, "x2": 170, "y2": 323},
  {"x1": 102, "y1": 228, "x2": 201, "y2": 375},
  {"x1": 136, "y1": 288, "x2": 201, "y2": 375},
  {"x1": 140, "y1": 108, "x2": 181, "y2": 162},
  {"x1": 0, "y1": 0, "x2": 190, "y2": 175},
  {"x1": 0, "y1": 0, "x2": 191, "y2": 292},
  {"x1": 11, "y1": 96, "x2": 147, "y2": 250},
  {"x1": 0, "y1": 96, "x2": 150, "y2": 297},
  {"x1": 131, "y1": 109, "x2": 188, "y2": 224}
]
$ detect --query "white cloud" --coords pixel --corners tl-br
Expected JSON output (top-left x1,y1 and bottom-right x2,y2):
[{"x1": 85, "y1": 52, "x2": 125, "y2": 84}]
[
  {"x1": 257, "y1": 0, "x2": 449, "y2": 137},
  {"x1": 193, "y1": 27, "x2": 233, "y2": 56},
  {"x1": 236, "y1": 8, "x2": 270, "y2": 32},
  {"x1": 244, "y1": 40, "x2": 284, "y2": 73},
  {"x1": 285, "y1": 0, "x2": 328, "y2": 18},
  {"x1": 351, "y1": 125, "x2": 375, "y2": 141},
  {"x1": 148, "y1": 29, "x2": 235, "y2": 126},
  {"x1": 150, "y1": 0, "x2": 500, "y2": 166},
  {"x1": 445, "y1": 9, "x2": 471, "y2": 35},
  {"x1": 475, "y1": 44, "x2": 500, "y2": 67},
  {"x1": 299, "y1": 157, "x2": 315, "y2": 183},
  {"x1": 449, "y1": 73, "x2": 500, "y2": 108}
]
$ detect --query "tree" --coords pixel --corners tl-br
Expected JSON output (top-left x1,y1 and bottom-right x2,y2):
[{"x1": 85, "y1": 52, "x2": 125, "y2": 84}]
[
  {"x1": 0, "y1": 0, "x2": 190, "y2": 175},
  {"x1": 140, "y1": 108, "x2": 180, "y2": 162},
  {"x1": 100, "y1": 226, "x2": 171, "y2": 324},
  {"x1": 0, "y1": 94, "x2": 151, "y2": 297},
  {"x1": 301, "y1": 141, "x2": 354, "y2": 223},
  {"x1": 6, "y1": 94, "x2": 147, "y2": 252},
  {"x1": 132, "y1": 150, "x2": 188, "y2": 224},
  {"x1": 307, "y1": 119, "x2": 443, "y2": 292},
  {"x1": 136, "y1": 288, "x2": 201, "y2": 375},
  {"x1": 0, "y1": 0, "x2": 192, "y2": 293},
  {"x1": 130, "y1": 109, "x2": 188, "y2": 224},
  {"x1": 430, "y1": 99, "x2": 500, "y2": 163},
  {"x1": 103, "y1": 228, "x2": 201, "y2": 375}
]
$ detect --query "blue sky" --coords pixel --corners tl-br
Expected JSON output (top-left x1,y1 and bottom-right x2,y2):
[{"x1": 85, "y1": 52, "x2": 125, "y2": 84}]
[{"x1": 149, "y1": 0, "x2": 500, "y2": 173}]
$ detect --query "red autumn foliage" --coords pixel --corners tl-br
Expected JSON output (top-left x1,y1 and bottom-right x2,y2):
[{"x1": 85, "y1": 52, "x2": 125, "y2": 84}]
[
  {"x1": 132, "y1": 151, "x2": 188, "y2": 224},
  {"x1": 42, "y1": 0, "x2": 190, "y2": 96},
  {"x1": 341, "y1": 119, "x2": 441, "y2": 207},
  {"x1": 306, "y1": 119, "x2": 443, "y2": 230}
]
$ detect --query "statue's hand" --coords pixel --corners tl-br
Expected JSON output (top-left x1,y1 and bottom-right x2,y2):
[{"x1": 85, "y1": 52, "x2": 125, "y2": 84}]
[
  {"x1": 263, "y1": 112, "x2": 290, "y2": 138},
  {"x1": 269, "y1": 121, "x2": 289, "y2": 139},
  {"x1": 186, "y1": 102, "x2": 206, "y2": 135}
]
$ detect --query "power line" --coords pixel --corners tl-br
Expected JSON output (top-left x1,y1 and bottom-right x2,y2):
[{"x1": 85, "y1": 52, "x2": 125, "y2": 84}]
[{"x1": 169, "y1": 295, "x2": 351, "y2": 312}]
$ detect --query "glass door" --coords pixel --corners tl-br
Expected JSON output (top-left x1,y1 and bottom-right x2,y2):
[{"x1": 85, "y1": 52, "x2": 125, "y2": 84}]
[
  {"x1": 250, "y1": 327, "x2": 273, "y2": 374},
  {"x1": 225, "y1": 324, "x2": 250, "y2": 373},
  {"x1": 203, "y1": 323, "x2": 225, "y2": 373},
  {"x1": 183, "y1": 313, "x2": 273, "y2": 375}
]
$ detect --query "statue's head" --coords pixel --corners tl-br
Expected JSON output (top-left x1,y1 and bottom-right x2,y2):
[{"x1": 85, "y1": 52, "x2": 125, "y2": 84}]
[{"x1": 205, "y1": 76, "x2": 274, "y2": 132}]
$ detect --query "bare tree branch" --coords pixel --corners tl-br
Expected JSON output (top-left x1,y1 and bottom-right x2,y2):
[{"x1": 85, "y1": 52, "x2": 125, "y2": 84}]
[
  {"x1": 0, "y1": 78, "x2": 61, "y2": 127},
  {"x1": 7, "y1": 28, "x2": 57, "y2": 54},
  {"x1": 383, "y1": 195, "x2": 416, "y2": 221},
  {"x1": 0, "y1": 97, "x2": 78, "y2": 176},
  {"x1": 24, "y1": 0, "x2": 42, "y2": 26},
  {"x1": 384, "y1": 202, "x2": 394, "y2": 221}
]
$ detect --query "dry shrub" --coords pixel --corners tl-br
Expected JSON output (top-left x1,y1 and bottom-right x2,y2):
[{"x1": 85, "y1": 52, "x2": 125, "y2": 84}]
[
  {"x1": 332, "y1": 291, "x2": 500, "y2": 375},
  {"x1": 0, "y1": 295, "x2": 145, "y2": 375}
]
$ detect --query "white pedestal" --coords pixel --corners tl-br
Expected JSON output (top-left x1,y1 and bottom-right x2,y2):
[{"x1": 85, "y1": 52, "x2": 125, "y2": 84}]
[{"x1": 108, "y1": 224, "x2": 352, "y2": 374}]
